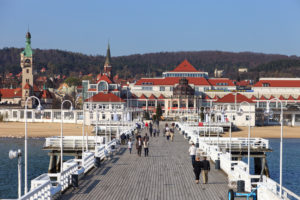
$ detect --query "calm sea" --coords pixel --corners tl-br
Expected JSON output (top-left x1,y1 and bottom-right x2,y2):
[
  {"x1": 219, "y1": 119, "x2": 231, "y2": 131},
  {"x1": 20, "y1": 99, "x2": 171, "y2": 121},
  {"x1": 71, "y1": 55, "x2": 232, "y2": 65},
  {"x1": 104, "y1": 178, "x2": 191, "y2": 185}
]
[{"x1": 0, "y1": 138, "x2": 300, "y2": 199}]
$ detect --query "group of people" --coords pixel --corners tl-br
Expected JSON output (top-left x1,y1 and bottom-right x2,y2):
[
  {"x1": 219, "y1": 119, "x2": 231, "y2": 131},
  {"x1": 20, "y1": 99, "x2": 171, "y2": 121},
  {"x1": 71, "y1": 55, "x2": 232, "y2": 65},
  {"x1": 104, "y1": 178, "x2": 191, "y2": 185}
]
[
  {"x1": 127, "y1": 132, "x2": 150, "y2": 157},
  {"x1": 189, "y1": 143, "x2": 210, "y2": 184},
  {"x1": 145, "y1": 121, "x2": 160, "y2": 137},
  {"x1": 164, "y1": 123, "x2": 175, "y2": 141}
]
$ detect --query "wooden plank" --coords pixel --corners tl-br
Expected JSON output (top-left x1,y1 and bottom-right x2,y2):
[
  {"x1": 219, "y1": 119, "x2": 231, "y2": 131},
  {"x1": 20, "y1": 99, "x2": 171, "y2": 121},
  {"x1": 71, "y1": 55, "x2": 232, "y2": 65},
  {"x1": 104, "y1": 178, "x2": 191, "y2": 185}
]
[{"x1": 59, "y1": 123, "x2": 235, "y2": 200}]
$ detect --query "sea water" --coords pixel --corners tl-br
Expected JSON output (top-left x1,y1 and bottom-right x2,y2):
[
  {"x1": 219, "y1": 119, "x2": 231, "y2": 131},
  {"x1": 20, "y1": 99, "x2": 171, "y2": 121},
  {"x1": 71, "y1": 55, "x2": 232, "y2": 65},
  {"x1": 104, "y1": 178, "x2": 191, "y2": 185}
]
[{"x1": 0, "y1": 138, "x2": 300, "y2": 199}]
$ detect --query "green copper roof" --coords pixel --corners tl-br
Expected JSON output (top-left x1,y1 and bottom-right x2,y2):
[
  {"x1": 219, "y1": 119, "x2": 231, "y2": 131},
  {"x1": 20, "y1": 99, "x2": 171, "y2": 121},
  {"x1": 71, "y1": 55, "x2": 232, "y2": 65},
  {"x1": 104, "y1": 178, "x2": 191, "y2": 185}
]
[
  {"x1": 104, "y1": 43, "x2": 111, "y2": 66},
  {"x1": 21, "y1": 32, "x2": 33, "y2": 57}
]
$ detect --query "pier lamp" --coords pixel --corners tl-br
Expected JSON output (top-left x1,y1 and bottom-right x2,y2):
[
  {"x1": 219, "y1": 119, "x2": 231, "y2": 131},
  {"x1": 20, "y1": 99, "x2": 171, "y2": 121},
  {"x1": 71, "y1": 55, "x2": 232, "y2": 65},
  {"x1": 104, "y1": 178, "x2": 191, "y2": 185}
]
[
  {"x1": 222, "y1": 103, "x2": 232, "y2": 158},
  {"x1": 60, "y1": 100, "x2": 73, "y2": 174},
  {"x1": 24, "y1": 96, "x2": 43, "y2": 194},
  {"x1": 236, "y1": 101, "x2": 251, "y2": 173},
  {"x1": 9, "y1": 149, "x2": 22, "y2": 198},
  {"x1": 265, "y1": 97, "x2": 283, "y2": 197}
]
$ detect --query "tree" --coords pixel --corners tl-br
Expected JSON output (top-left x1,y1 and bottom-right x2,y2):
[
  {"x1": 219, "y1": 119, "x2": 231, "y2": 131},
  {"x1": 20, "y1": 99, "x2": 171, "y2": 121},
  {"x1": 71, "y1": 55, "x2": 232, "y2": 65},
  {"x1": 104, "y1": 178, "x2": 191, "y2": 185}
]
[
  {"x1": 65, "y1": 77, "x2": 81, "y2": 87},
  {"x1": 156, "y1": 104, "x2": 163, "y2": 121}
]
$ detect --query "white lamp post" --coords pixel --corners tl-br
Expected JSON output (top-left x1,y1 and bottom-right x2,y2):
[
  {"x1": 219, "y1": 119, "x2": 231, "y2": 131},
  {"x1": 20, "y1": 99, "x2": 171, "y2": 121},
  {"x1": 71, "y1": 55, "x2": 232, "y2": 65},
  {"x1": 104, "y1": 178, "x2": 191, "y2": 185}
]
[
  {"x1": 237, "y1": 101, "x2": 251, "y2": 173},
  {"x1": 24, "y1": 96, "x2": 42, "y2": 194},
  {"x1": 265, "y1": 97, "x2": 283, "y2": 197},
  {"x1": 9, "y1": 149, "x2": 22, "y2": 198},
  {"x1": 222, "y1": 103, "x2": 232, "y2": 158},
  {"x1": 60, "y1": 100, "x2": 73, "y2": 175}
]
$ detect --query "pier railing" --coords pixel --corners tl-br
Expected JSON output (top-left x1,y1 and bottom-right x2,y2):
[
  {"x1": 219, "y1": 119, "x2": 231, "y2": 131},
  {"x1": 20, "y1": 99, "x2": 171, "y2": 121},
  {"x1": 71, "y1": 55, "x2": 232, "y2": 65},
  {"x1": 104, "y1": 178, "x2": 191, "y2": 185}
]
[
  {"x1": 15, "y1": 138, "x2": 120, "y2": 200},
  {"x1": 177, "y1": 122, "x2": 300, "y2": 200}
]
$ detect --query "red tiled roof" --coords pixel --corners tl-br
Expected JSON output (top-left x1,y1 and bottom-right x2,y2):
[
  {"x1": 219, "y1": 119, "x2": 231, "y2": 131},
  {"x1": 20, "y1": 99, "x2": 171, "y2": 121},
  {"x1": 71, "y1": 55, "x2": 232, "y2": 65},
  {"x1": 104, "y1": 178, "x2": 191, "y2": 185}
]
[
  {"x1": 0, "y1": 88, "x2": 22, "y2": 99},
  {"x1": 88, "y1": 88, "x2": 96, "y2": 91},
  {"x1": 236, "y1": 80, "x2": 250, "y2": 86},
  {"x1": 77, "y1": 85, "x2": 83, "y2": 89},
  {"x1": 33, "y1": 85, "x2": 40, "y2": 92},
  {"x1": 113, "y1": 89, "x2": 119, "y2": 91},
  {"x1": 158, "y1": 94, "x2": 165, "y2": 100},
  {"x1": 85, "y1": 93, "x2": 125, "y2": 102},
  {"x1": 135, "y1": 77, "x2": 210, "y2": 86},
  {"x1": 139, "y1": 94, "x2": 147, "y2": 100},
  {"x1": 269, "y1": 95, "x2": 275, "y2": 100},
  {"x1": 204, "y1": 95, "x2": 211, "y2": 100},
  {"x1": 131, "y1": 94, "x2": 138, "y2": 99},
  {"x1": 170, "y1": 59, "x2": 199, "y2": 72},
  {"x1": 288, "y1": 95, "x2": 295, "y2": 100},
  {"x1": 41, "y1": 89, "x2": 53, "y2": 99},
  {"x1": 207, "y1": 78, "x2": 235, "y2": 86},
  {"x1": 253, "y1": 80, "x2": 300, "y2": 87},
  {"x1": 250, "y1": 95, "x2": 257, "y2": 100},
  {"x1": 297, "y1": 96, "x2": 300, "y2": 100},
  {"x1": 96, "y1": 74, "x2": 112, "y2": 84},
  {"x1": 216, "y1": 93, "x2": 254, "y2": 103},
  {"x1": 279, "y1": 95, "x2": 286, "y2": 100},
  {"x1": 212, "y1": 95, "x2": 219, "y2": 100},
  {"x1": 24, "y1": 83, "x2": 31, "y2": 89},
  {"x1": 148, "y1": 94, "x2": 157, "y2": 100},
  {"x1": 260, "y1": 95, "x2": 268, "y2": 100}
]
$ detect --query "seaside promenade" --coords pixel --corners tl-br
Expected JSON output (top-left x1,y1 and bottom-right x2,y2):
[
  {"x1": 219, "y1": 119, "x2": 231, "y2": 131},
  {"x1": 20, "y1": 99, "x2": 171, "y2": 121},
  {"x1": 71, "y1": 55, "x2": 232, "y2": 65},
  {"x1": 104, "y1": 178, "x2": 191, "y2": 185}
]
[{"x1": 59, "y1": 125, "x2": 231, "y2": 200}]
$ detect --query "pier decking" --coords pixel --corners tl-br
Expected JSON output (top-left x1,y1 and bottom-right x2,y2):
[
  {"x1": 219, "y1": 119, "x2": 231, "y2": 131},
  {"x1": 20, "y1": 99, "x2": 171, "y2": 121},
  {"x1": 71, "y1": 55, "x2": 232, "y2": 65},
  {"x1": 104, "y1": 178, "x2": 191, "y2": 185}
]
[{"x1": 59, "y1": 126, "x2": 230, "y2": 200}]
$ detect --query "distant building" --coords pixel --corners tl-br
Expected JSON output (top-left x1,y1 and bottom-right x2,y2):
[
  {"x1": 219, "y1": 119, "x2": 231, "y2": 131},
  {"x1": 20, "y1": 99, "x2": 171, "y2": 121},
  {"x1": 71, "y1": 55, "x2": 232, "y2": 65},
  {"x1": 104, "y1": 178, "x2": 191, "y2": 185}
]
[
  {"x1": 214, "y1": 68, "x2": 224, "y2": 78},
  {"x1": 238, "y1": 68, "x2": 248, "y2": 73}
]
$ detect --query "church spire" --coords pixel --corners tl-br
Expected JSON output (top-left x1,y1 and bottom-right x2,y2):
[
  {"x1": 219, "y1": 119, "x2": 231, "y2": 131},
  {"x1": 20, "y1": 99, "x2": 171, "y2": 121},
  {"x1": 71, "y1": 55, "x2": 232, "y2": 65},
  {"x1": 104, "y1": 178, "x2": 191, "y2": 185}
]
[
  {"x1": 104, "y1": 42, "x2": 111, "y2": 66},
  {"x1": 103, "y1": 42, "x2": 112, "y2": 78}
]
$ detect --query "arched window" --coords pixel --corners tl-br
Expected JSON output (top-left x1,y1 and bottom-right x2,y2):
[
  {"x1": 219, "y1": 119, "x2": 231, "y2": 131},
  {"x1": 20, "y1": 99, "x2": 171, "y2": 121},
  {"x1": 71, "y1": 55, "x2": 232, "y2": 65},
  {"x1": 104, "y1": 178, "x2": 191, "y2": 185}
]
[{"x1": 98, "y1": 81, "x2": 108, "y2": 92}]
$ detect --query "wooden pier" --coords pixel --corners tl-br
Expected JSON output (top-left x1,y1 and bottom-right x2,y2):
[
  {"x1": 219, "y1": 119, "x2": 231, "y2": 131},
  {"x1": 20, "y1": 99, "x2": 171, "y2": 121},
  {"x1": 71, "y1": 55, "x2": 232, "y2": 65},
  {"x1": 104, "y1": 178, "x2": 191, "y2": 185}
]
[{"x1": 59, "y1": 126, "x2": 232, "y2": 200}]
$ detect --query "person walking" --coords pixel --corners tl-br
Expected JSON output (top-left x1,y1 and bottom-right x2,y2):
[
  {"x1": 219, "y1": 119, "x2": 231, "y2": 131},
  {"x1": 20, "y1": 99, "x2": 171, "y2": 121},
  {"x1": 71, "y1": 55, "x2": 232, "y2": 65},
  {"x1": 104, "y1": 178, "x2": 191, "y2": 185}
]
[
  {"x1": 153, "y1": 128, "x2": 157, "y2": 137},
  {"x1": 164, "y1": 123, "x2": 168, "y2": 137},
  {"x1": 145, "y1": 122, "x2": 149, "y2": 130},
  {"x1": 143, "y1": 133, "x2": 149, "y2": 142},
  {"x1": 149, "y1": 122, "x2": 153, "y2": 137},
  {"x1": 189, "y1": 143, "x2": 197, "y2": 165},
  {"x1": 170, "y1": 128, "x2": 174, "y2": 142},
  {"x1": 193, "y1": 156, "x2": 202, "y2": 184},
  {"x1": 143, "y1": 138, "x2": 149, "y2": 157},
  {"x1": 202, "y1": 157, "x2": 210, "y2": 184},
  {"x1": 128, "y1": 139, "x2": 133, "y2": 154},
  {"x1": 156, "y1": 120, "x2": 159, "y2": 128},
  {"x1": 165, "y1": 125, "x2": 170, "y2": 140},
  {"x1": 136, "y1": 138, "x2": 143, "y2": 157}
]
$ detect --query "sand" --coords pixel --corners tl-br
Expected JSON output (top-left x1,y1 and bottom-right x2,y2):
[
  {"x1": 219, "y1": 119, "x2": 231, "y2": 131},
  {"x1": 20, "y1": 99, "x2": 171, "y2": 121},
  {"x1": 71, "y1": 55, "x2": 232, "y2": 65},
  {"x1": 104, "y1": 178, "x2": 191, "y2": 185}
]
[
  {"x1": 223, "y1": 126, "x2": 300, "y2": 138},
  {"x1": 0, "y1": 122, "x2": 93, "y2": 138},
  {"x1": 1, "y1": 122, "x2": 300, "y2": 138}
]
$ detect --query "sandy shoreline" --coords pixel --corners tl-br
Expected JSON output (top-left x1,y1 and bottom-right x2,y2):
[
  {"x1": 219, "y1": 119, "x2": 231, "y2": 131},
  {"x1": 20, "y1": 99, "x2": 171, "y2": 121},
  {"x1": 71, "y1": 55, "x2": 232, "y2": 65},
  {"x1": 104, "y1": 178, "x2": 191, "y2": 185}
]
[
  {"x1": 0, "y1": 122, "x2": 93, "y2": 138},
  {"x1": 0, "y1": 122, "x2": 300, "y2": 138}
]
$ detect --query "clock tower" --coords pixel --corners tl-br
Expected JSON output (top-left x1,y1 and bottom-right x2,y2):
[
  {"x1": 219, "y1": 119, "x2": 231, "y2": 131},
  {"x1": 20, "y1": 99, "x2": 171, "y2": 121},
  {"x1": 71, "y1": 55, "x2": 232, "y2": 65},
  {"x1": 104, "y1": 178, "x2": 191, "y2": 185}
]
[{"x1": 20, "y1": 31, "x2": 34, "y2": 108}]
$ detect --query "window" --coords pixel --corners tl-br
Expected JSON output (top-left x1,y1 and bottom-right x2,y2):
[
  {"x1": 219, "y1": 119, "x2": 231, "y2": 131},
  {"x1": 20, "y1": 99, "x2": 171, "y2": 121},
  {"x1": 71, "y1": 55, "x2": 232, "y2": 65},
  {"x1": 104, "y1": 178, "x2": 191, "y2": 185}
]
[
  {"x1": 26, "y1": 79, "x2": 29, "y2": 83},
  {"x1": 160, "y1": 86, "x2": 165, "y2": 91},
  {"x1": 246, "y1": 115, "x2": 250, "y2": 121},
  {"x1": 26, "y1": 69, "x2": 29, "y2": 73},
  {"x1": 148, "y1": 101, "x2": 155, "y2": 107},
  {"x1": 13, "y1": 111, "x2": 18, "y2": 118},
  {"x1": 170, "y1": 87, "x2": 173, "y2": 91},
  {"x1": 102, "y1": 114, "x2": 105, "y2": 119},
  {"x1": 98, "y1": 81, "x2": 108, "y2": 91},
  {"x1": 262, "y1": 83, "x2": 270, "y2": 87},
  {"x1": 142, "y1": 86, "x2": 153, "y2": 91},
  {"x1": 90, "y1": 113, "x2": 93, "y2": 119},
  {"x1": 233, "y1": 115, "x2": 236, "y2": 121}
]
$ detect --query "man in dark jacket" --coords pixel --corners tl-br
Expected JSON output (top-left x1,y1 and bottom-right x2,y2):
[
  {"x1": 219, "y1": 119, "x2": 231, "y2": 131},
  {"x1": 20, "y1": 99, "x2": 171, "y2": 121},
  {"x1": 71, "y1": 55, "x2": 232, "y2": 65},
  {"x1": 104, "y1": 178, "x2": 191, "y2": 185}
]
[
  {"x1": 201, "y1": 157, "x2": 210, "y2": 184},
  {"x1": 193, "y1": 157, "x2": 203, "y2": 184}
]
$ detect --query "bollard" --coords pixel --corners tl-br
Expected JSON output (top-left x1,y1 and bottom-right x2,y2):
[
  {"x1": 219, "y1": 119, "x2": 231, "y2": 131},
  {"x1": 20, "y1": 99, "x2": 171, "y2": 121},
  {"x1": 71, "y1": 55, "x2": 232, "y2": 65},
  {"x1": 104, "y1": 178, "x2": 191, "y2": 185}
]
[
  {"x1": 196, "y1": 142, "x2": 199, "y2": 148},
  {"x1": 237, "y1": 180, "x2": 245, "y2": 192},
  {"x1": 94, "y1": 157, "x2": 101, "y2": 168},
  {"x1": 71, "y1": 174, "x2": 79, "y2": 188},
  {"x1": 215, "y1": 159, "x2": 220, "y2": 170}
]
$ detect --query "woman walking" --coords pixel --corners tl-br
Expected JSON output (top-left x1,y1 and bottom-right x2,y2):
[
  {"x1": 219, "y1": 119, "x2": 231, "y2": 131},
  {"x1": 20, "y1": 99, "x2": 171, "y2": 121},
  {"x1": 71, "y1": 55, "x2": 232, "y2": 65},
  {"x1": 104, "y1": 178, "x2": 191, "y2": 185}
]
[
  {"x1": 165, "y1": 125, "x2": 170, "y2": 140},
  {"x1": 143, "y1": 138, "x2": 149, "y2": 157},
  {"x1": 193, "y1": 157, "x2": 202, "y2": 184}
]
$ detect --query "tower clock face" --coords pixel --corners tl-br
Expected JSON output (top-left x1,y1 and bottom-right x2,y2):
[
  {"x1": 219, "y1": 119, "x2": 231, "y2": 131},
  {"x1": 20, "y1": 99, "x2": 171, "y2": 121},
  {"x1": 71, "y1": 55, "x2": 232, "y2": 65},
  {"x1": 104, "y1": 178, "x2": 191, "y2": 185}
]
[{"x1": 24, "y1": 59, "x2": 31, "y2": 67}]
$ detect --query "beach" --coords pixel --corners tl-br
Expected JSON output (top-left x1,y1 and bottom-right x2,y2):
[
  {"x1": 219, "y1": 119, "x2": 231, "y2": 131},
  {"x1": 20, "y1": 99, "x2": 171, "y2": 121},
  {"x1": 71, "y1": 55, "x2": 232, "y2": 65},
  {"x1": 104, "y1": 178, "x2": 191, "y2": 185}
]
[
  {"x1": 223, "y1": 126, "x2": 300, "y2": 138},
  {"x1": 1, "y1": 122, "x2": 300, "y2": 138},
  {"x1": 0, "y1": 122, "x2": 93, "y2": 138}
]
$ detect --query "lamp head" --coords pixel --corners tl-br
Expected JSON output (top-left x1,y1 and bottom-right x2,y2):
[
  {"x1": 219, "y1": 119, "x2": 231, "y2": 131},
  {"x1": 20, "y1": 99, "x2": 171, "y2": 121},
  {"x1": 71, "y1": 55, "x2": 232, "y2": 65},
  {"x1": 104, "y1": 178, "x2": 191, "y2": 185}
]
[
  {"x1": 36, "y1": 104, "x2": 43, "y2": 111},
  {"x1": 9, "y1": 149, "x2": 21, "y2": 159}
]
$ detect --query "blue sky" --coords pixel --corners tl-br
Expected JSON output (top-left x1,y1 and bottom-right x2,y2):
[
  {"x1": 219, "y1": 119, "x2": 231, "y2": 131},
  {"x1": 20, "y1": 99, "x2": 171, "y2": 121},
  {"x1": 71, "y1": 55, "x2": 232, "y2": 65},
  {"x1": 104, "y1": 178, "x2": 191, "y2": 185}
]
[{"x1": 1, "y1": 0, "x2": 300, "y2": 56}]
